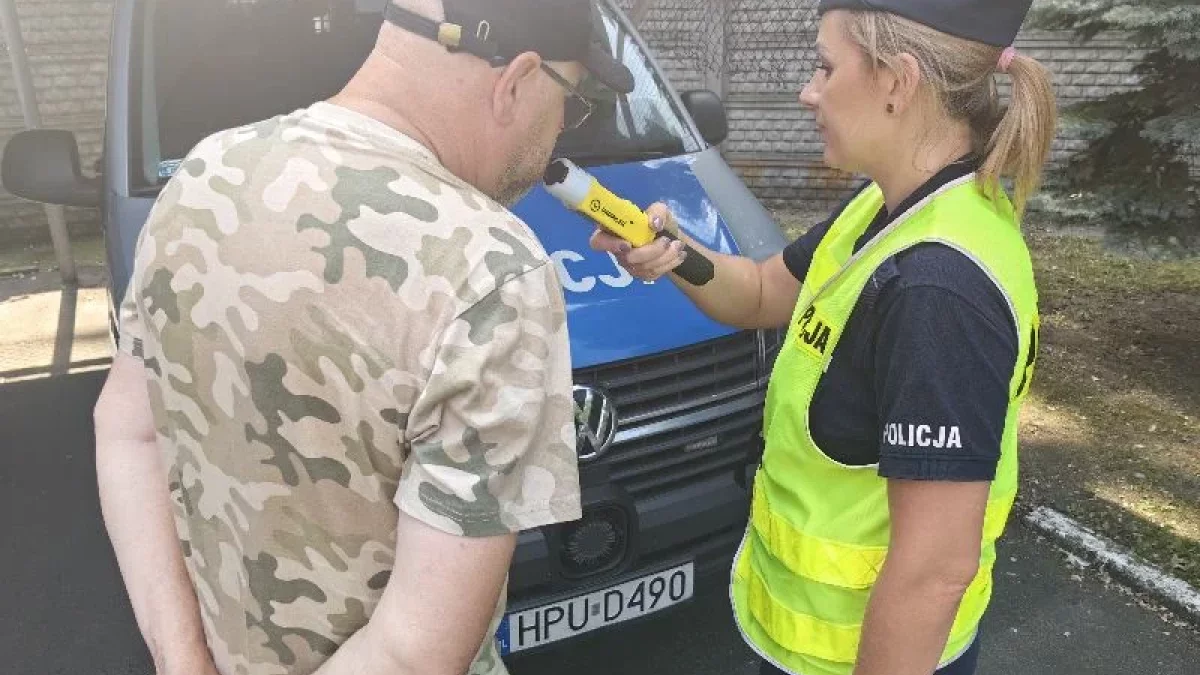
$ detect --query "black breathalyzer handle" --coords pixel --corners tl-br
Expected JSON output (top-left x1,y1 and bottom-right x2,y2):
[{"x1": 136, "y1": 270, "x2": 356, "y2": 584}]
[{"x1": 655, "y1": 231, "x2": 716, "y2": 286}]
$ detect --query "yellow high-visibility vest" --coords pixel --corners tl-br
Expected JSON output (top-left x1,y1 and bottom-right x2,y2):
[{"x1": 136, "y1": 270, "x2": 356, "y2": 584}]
[{"x1": 732, "y1": 175, "x2": 1040, "y2": 675}]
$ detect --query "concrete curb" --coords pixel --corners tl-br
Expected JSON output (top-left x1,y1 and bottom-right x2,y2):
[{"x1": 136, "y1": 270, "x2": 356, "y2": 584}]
[
  {"x1": 0, "y1": 265, "x2": 41, "y2": 278},
  {"x1": 1024, "y1": 506, "x2": 1200, "y2": 625}
]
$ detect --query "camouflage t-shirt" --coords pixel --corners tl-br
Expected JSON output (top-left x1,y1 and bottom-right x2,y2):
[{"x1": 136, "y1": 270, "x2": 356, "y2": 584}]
[{"x1": 117, "y1": 101, "x2": 581, "y2": 675}]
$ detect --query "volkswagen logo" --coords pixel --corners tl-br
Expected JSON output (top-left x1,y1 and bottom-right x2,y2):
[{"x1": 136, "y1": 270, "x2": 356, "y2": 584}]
[{"x1": 573, "y1": 385, "x2": 618, "y2": 461}]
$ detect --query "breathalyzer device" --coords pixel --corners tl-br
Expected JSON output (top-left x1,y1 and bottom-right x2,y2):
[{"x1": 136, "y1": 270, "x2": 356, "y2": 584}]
[{"x1": 543, "y1": 158, "x2": 715, "y2": 286}]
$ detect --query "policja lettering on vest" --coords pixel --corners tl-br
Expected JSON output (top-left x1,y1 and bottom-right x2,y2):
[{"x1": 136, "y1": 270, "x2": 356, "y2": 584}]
[
  {"x1": 795, "y1": 306, "x2": 834, "y2": 356},
  {"x1": 883, "y1": 423, "x2": 963, "y2": 449}
]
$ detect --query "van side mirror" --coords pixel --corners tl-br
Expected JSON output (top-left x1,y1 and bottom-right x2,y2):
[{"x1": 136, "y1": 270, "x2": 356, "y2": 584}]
[
  {"x1": 681, "y1": 90, "x2": 729, "y2": 147},
  {"x1": 2, "y1": 129, "x2": 102, "y2": 208}
]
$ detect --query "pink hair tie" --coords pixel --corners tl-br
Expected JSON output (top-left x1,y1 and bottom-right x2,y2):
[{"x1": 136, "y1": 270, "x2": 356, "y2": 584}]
[{"x1": 997, "y1": 46, "x2": 1017, "y2": 73}]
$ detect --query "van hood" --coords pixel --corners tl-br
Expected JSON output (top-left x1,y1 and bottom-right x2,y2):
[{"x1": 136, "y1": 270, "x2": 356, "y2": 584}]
[{"x1": 512, "y1": 154, "x2": 741, "y2": 369}]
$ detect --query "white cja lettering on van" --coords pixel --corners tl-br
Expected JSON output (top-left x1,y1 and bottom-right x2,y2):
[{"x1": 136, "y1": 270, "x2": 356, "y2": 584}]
[
  {"x1": 883, "y1": 423, "x2": 962, "y2": 449},
  {"x1": 552, "y1": 250, "x2": 635, "y2": 292}
]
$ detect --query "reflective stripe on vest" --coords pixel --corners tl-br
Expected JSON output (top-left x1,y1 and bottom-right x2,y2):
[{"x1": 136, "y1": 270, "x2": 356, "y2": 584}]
[
  {"x1": 735, "y1": 535, "x2": 997, "y2": 665},
  {"x1": 731, "y1": 176, "x2": 1039, "y2": 675}
]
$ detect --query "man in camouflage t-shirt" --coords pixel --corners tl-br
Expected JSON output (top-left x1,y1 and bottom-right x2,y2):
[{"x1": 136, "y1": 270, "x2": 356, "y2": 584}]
[{"x1": 92, "y1": 2, "x2": 635, "y2": 675}]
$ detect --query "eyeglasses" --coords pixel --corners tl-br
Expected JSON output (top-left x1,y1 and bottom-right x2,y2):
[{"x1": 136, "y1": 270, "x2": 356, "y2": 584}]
[{"x1": 540, "y1": 64, "x2": 594, "y2": 131}]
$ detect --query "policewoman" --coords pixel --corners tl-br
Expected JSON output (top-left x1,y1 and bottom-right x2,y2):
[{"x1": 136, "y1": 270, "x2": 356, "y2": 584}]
[{"x1": 590, "y1": 1, "x2": 1058, "y2": 674}]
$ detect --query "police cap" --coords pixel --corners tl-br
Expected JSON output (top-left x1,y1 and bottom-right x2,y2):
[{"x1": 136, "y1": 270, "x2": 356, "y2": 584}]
[{"x1": 817, "y1": 0, "x2": 1034, "y2": 47}]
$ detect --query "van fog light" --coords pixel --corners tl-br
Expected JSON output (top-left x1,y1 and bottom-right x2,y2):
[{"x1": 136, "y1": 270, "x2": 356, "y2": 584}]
[{"x1": 560, "y1": 507, "x2": 628, "y2": 578}]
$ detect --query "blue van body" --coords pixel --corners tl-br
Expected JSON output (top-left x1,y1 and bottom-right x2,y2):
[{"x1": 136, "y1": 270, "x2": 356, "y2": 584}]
[{"x1": 2, "y1": 0, "x2": 788, "y2": 660}]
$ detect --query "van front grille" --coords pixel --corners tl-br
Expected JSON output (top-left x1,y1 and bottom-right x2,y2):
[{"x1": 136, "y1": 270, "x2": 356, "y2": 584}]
[
  {"x1": 572, "y1": 331, "x2": 759, "y2": 425},
  {"x1": 607, "y1": 407, "x2": 763, "y2": 498},
  {"x1": 573, "y1": 331, "x2": 764, "y2": 497}
]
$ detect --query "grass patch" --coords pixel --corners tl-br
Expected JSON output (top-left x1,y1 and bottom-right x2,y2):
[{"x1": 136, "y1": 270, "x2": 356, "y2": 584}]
[
  {"x1": 1022, "y1": 224, "x2": 1200, "y2": 585},
  {"x1": 774, "y1": 210, "x2": 1200, "y2": 587}
]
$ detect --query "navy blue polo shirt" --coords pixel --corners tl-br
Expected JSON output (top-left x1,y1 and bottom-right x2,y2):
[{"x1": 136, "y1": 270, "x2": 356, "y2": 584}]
[{"x1": 782, "y1": 161, "x2": 1018, "y2": 481}]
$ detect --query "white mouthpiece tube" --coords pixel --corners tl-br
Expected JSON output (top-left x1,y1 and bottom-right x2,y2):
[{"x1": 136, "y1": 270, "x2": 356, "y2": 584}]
[{"x1": 543, "y1": 158, "x2": 595, "y2": 208}]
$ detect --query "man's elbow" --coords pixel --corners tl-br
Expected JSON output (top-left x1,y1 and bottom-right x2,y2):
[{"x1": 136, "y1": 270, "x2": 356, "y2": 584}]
[
  {"x1": 93, "y1": 391, "x2": 137, "y2": 447},
  {"x1": 362, "y1": 617, "x2": 474, "y2": 675},
  {"x1": 93, "y1": 378, "x2": 157, "y2": 446}
]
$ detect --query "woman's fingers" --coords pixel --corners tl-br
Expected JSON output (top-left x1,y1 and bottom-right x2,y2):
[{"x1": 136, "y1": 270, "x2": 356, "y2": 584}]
[
  {"x1": 588, "y1": 216, "x2": 686, "y2": 281},
  {"x1": 624, "y1": 237, "x2": 674, "y2": 268},
  {"x1": 589, "y1": 229, "x2": 630, "y2": 255},
  {"x1": 640, "y1": 240, "x2": 688, "y2": 281},
  {"x1": 646, "y1": 202, "x2": 679, "y2": 235},
  {"x1": 592, "y1": 230, "x2": 669, "y2": 265},
  {"x1": 627, "y1": 239, "x2": 685, "y2": 281},
  {"x1": 627, "y1": 241, "x2": 672, "y2": 276}
]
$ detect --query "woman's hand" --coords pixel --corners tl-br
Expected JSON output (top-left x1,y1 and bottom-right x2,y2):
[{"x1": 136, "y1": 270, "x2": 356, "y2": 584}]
[
  {"x1": 588, "y1": 202, "x2": 689, "y2": 282},
  {"x1": 588, "y1": 201, "x2": 801, "y2": 330}
]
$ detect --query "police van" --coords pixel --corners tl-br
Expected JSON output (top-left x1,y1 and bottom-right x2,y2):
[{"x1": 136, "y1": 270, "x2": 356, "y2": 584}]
[{"x1": 2, "y1": 0, "x2": 786, "y2": 658}]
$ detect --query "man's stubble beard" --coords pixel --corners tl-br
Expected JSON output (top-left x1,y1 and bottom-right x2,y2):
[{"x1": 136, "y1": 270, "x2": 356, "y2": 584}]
[{"x1": 493, "y1": 113, "x2": 558, "y2": 207}]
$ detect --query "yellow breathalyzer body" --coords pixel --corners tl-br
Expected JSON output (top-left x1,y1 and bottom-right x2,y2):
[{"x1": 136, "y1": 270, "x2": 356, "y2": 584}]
[
  {"x1": 578, "y1": 179, "x2": 656, "y2": 246},
  {"x1": 544, "y1": 158, "x2": 655, "y2": 246},
  {"x1": 543, "y1": 158, "x2": 716, "y2": 286}
]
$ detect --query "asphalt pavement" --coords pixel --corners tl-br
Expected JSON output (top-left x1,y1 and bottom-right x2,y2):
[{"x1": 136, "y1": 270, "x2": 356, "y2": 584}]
[{"x1": 3, "y1": 368, "x2": 1199, "y2": 675}]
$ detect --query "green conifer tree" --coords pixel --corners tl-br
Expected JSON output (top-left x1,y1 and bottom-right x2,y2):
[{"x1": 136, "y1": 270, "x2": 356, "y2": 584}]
[{"x1": 1031, "y1": 1, "x2": 1199, "y2": 245}]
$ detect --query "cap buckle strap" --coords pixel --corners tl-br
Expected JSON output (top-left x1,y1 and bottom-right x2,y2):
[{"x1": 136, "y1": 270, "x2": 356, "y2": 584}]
[
  {"x1": 439, "y1": 20, "x2": 500, "y2": 62},
  {"x1": 437, "y1": 22, "x2": 463, "y2": 49},
  {"x1": 382, "y1": 4, "x2": 503, "y2": 65}
]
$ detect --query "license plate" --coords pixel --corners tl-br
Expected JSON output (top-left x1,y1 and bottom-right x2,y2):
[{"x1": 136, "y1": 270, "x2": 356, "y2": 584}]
[{"x1": 497, "y1": 562, "x2": 694, "y2": 655}]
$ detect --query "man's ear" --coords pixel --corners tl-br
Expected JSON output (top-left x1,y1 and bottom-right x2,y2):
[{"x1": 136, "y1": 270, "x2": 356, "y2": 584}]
[
  {"x1": 492, "y1": 52, "x2": 543, "y2": 126},
  {"x1": 886, "y1": 52, "x2": 923, "y2": 115}
]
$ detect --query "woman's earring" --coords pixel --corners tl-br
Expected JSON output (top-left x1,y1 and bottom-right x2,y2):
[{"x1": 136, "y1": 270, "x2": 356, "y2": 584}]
[{"x1": 886, "y1": 103, "x2": 895, "y2": 114}]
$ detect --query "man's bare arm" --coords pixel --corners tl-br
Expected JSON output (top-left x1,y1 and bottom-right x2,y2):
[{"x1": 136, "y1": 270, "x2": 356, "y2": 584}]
[
  {"x1": 95, "y1": 353, "x2": 216, "y2": 675},
  {"x1": 314, "y1": 511, "x2": 516, "y2": 675}
]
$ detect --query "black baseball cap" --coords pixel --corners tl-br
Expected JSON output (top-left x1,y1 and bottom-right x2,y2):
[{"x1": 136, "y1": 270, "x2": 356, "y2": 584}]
[
  {"x1": 384, "y1": 0, "x2": 635, "y2": 94},
  {"x1": 817, "y1": 0, "x2": 1034, "y2": 47}
]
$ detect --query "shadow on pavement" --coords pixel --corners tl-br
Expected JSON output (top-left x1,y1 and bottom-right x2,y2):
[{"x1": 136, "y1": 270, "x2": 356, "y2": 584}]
[{"x1": 0, "y1": 370, "x2": 153, "y2": 675}]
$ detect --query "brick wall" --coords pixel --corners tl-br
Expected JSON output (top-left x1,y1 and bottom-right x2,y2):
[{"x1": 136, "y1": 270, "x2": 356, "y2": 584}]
[
  {"x1": 0, "y1": 0, "x2": 1148, "y2": 240},
  {"x1": 1, "y1": 0, "x2": 113, "y2": 241},
  {"x1": 623, "y1": 0, "x2": 719, "y2": 94},
  {"x1": 627, "y1": 0, "x2": 1145, "y2": 210}
]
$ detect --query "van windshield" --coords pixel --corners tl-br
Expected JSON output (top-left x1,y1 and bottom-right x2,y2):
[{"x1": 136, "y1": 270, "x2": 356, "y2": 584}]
[{"x1": 136, "y1": 0, "x2": 699, "y2": 187}]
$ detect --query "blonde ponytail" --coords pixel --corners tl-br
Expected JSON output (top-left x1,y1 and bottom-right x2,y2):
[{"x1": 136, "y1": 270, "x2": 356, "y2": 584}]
[{"x1": 979, "y1": 53, "x2": 1058, "y2": 216}]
